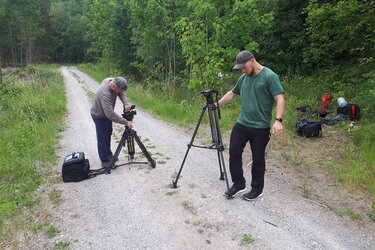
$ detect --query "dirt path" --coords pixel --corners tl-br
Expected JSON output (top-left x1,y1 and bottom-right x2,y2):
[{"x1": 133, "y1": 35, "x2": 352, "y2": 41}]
[{"x1": 39, "y1": 66, "x2": 374, "y2": 249}]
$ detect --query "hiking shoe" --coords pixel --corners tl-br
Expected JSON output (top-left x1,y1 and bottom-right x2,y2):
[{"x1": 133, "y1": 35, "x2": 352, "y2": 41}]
[
  {"x1": 224, "y1": 185, "x2": 247, "y2": 197},
  {"x1": 242, "y1": 189, "x2": 263, "y2": 201}
]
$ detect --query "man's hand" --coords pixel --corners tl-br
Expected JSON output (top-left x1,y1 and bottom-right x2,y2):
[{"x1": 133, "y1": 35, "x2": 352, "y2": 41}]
[
  {"x1": 272, "y1": 121, "x2": 283, "y2": 134},
  {"x1": 126, "y1": 121, "x2": 134, "y2": 129},
  {"x1": 124, "y1": 103, "x2": 132, "y2": 112}
]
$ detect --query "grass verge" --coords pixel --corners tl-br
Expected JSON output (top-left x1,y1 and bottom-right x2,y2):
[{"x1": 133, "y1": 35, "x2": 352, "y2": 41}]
[{"x1": 0, "y1": 64, "x2": 66, "y2": 247}]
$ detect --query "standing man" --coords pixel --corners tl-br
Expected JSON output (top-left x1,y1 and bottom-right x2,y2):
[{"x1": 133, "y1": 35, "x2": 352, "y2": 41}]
[
  {"x1": 91, "y1": 77, "x2": 133, "y2": 168},
  {"x1": 218, "y1": 50, "x2": 285, "y2": 201}
]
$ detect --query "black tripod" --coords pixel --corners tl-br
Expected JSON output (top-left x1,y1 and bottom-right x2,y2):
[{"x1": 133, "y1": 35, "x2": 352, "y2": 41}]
[
  {"x1": 103, "y1": 106, "x2": 156, "y2": 172},
  {"x1": 171, "y1": 89, "x2": 231, "y2": 198},
  {"x1": 107, "y1": 126, "x2": 156, "y2": 171}
]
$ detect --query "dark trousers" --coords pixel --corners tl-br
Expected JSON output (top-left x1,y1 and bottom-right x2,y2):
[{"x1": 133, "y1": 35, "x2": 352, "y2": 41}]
[
  {"x1": 92, "y1": 115, "x2": 113, "y2": 163},
  {"x1": 229, "y1": 123, "x2": 270, "y2": 191}
]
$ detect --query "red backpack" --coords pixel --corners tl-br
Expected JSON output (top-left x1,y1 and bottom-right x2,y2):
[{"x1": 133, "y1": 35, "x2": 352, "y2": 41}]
[
  {"x1": 337, "y1": 103, "x2": 361, "y2": 121},
  {"x1": 321, "y1": 93, "x2": 333, "y2": 109}
]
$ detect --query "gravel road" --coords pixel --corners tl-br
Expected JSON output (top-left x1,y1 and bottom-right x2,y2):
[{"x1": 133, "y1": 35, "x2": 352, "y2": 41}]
[{"x1": 44, "y1": 66, "x2": 374, "y2": 249}]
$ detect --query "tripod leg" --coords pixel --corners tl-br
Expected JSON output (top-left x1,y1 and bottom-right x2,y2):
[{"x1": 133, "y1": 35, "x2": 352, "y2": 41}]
[
  {"x1": 131, "y1": 130, "x2": 156, "y2": 168},
  {"x1": 127, "y1": 132, "x2": 135, "y2": 160},
  {"x1": 218, "y1": 150, "x2": 231, "y2": 199},
  {"x1": 110, "y1": 129, "x2": 129, "y2": 169},
  {"x1": 172, "y1": 105, "x2": 207, "y2": 188},
  {"x1": 208, "y1": 106, "x2": 219, "y2": 144},
  {"x1": 217, "y1": 150, "x2": 224, "y2": 180},
  {"x1": 209, "y1": 105, "x2": 232, "y2": 198},
  {"x1": 207, "y1": 106, "x2": 224, "y2": 178}
]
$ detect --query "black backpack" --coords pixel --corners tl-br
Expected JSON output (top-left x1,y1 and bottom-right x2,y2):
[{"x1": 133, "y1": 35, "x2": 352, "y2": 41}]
[
  {"x1": 337, "y1": 104, "x2": 361, "y2": 121},
  {"x1": 296, "y1": 119, "x2": 322, "y2": 138}
]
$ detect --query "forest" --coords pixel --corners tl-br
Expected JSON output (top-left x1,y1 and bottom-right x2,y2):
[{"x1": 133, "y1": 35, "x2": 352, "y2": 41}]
[{"x1": 0, "y1": 0, "x2": 373, "y2": 89}]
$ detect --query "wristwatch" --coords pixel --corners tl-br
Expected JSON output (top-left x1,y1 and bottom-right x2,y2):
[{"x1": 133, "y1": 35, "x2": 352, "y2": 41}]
[{"x1": 275, "y1": 118, "x2": 283, "y2": 123}]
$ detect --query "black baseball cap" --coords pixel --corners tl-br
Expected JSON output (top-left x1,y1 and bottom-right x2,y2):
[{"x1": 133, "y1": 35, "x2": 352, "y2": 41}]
[{"x1": 233, "y1": 50, "x2": 254, "y2": 70}]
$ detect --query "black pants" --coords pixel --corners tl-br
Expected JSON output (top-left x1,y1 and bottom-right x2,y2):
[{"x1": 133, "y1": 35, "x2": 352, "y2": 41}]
[{"x1": 229, "y1": 123, "x2": 270, "y2": 191}]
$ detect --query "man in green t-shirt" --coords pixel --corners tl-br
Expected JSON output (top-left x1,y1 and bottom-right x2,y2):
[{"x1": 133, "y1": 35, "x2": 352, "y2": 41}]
[{"x1": 218, "y1": 50, "x2": 285, "y2": 201}]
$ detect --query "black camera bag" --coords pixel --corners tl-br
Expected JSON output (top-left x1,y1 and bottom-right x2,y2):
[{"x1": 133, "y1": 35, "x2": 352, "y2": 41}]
[
  {"x1": 296, "y1": 119, "x2": 322, "y2": 138},
  {"x1": 62, "y1": 152, "x2": 90, "y2": 182},
  {"x1": 303, "y1": 122, "x2": 322, "y2": 138}
]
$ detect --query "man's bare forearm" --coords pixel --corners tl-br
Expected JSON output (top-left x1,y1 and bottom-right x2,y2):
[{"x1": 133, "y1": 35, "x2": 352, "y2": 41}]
[{"x1": 218, "y1": 91, "x2": 237, "y2": 106}]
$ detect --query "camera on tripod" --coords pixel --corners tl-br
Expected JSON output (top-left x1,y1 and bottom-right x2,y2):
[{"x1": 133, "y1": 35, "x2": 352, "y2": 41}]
[
  {"x1": 109, "y1": 104, "x2": 156, "y2": 170},
  {"x1": 200, "y1": 89, "x2": 218, "y2": 104},
  {"x1": 122, "y1": 105, "x2": 137, "y2": 121},
  {"x1": 200, "y1": 89, "x2": 218, "y2": 97}
]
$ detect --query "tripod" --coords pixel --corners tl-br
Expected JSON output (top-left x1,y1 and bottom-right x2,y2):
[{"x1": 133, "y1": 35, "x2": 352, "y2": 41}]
[
  {"x1": 171, "y1": 89, "x2": 231, "y2": 198},
  {"x1": 108, "y1": 126, "x2": 156, "y2": 171}
]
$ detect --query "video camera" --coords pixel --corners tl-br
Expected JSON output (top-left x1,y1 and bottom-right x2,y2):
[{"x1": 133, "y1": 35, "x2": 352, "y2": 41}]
[
  {"x1": 200, "y1": 89, "x2": 218, "y2": 98},
  {"x1": 200, "y1": 89, "x2": 219, "y2": 105},
  {"x1": 122, "y1": 105, "x2": 137, "y2": 121}
]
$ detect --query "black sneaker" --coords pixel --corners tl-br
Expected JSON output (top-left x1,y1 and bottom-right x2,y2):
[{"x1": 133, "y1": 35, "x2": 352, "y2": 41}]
[
  {"x1": 224, "y1": 185, "x2": 247, "y2": 197},
  {"x1": 242, "y1": 189, "x2": 263, "y2": 201}
]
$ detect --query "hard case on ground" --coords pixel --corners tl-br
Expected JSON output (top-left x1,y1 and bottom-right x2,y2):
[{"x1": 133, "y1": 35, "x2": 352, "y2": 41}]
[{"x1": 62, "y1": 152, "x2": 90, "y2": 182}]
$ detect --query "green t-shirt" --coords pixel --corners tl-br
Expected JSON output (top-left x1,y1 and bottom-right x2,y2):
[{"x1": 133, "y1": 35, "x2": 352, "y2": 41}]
[{"x1": 232, "y1": 67, "x2": 284, "y2": 128}]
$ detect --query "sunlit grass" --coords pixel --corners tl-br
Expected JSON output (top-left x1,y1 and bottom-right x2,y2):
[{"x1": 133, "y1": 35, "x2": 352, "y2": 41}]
[{"x1": 0, "y1": 64, "x2": 66, "y2": 240}]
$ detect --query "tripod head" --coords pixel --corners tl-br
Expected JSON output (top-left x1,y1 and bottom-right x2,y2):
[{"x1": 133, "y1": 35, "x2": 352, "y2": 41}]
[
  {"x1": 200, "y1": 89, "x2": 221, "y2": 119},
  {"x1": 122, "y1": 105, "x2": 137, "y2": 121},
  {"x1": 200, "y1": 89, "x2": 218, "y2": 104}
]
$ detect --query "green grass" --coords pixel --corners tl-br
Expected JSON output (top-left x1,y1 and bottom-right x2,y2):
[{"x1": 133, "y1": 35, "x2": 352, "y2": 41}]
[
  {"x1": 0, "y1": 64, "x2": 66, "y2": 242},
  {"x1": 301, "y1": 183, "x2": 311, "y2": 199},
  {"x1": 182, "y1": 200, "x2": 197, "y2": 215},
  {"x1": 337, "y1": 210, "x2": 362, "y2": 221},
  {"x1": 240, "y1": 233, "x2": 254, "y2": 246},
  {"x1": 77, "y1": 63, "x2": 115, "y2": 83}
]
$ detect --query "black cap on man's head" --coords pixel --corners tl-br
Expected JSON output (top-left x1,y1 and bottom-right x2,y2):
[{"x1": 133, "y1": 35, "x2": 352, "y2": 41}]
[
  {"x1": 232, "y1": 50, "x2": 254, "y2": 70},
  {"x1": 113, "y1": 77, "x2": 127, "y2": 91}
]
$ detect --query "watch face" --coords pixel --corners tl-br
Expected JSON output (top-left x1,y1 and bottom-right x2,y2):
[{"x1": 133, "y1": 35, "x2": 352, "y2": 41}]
[{"x1": 276, "y1": 118, "x2": 282, "y2": 122}]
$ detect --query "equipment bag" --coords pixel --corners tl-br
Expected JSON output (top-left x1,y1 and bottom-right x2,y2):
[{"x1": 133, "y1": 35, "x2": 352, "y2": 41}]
[
  {"x1": 303, "y1": 122, "x2": 322, "y2": 138},
  {"x1": 62, "y1": 152, "x2": 90, "y2": 182},
  {"x1": 321, "y1": 93, "x2": 333, "y2": 109},
  {"x1": 336, "y1": 103, "x2": 361, "y2": 121},
  {"x1": 296, "y1": 118, "x2": 322, "y2": 138},
  {"x1": 347, "y1": 104, "x2": 361, "y2": 121}
]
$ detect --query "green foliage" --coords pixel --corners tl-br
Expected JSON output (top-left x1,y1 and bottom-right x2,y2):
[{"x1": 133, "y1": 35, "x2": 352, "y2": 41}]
[
  {"x1": 305, "y1": 0, "x2": 375, "y2": 69},
  {"x1": 0, "y1": 65, "x2": 65, "y2": 235},
  {"x1": 260, "y1": 0, "x2": 309, "y2": 74},
  {"x1": 175, "y1": 0, "x2": 274, "y2": 90}
]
